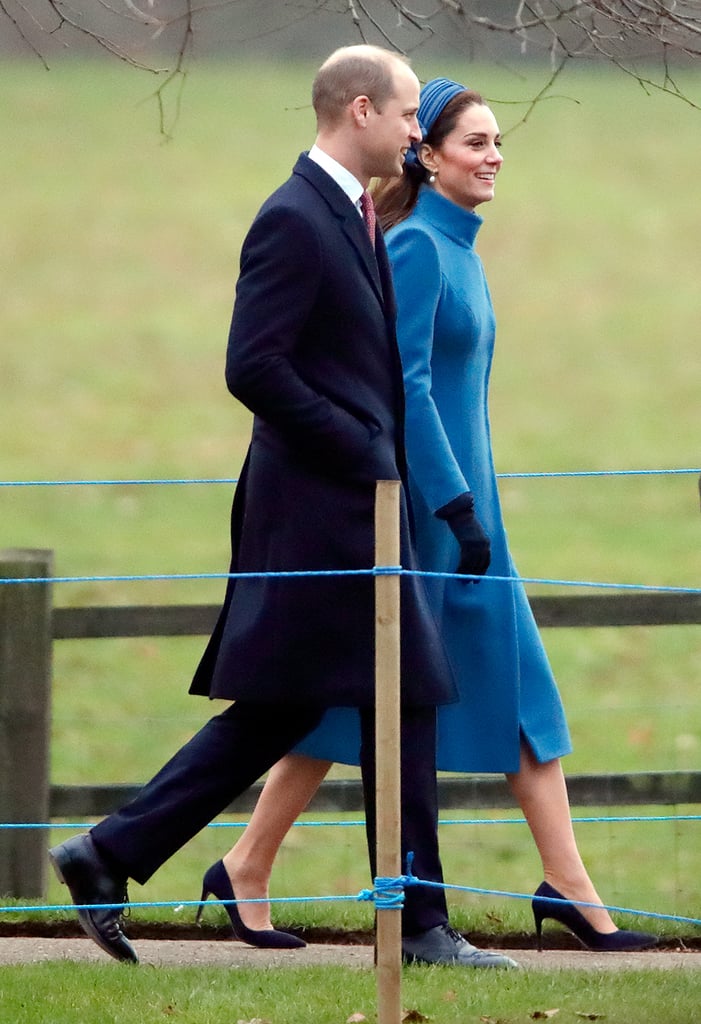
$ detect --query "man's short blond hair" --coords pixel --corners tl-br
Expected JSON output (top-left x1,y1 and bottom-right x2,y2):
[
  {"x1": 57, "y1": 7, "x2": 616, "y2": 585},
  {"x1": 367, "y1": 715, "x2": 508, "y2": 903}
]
[{"x1": 312, "y1": 45, "x2": 410, "y2": 129}]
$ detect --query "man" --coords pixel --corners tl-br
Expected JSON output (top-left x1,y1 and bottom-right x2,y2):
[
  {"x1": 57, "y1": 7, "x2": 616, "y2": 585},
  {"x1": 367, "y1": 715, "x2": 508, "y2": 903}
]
[{"x1": 49, "y1": 45, "x2": 517, "y2": 970}]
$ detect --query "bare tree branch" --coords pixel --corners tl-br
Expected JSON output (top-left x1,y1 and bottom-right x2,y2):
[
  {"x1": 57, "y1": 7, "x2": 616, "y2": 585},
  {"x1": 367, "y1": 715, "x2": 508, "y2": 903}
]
[
  {"x1": 500, "y1": 54, "x2": 574, "y2": 131},
  {"x1": 3, "y1": 0, "x2": 699, "y2": 129},
  {"x1": 150, "y1": 0, "x2": 193, "y2": 137},
  {"x1": 1, "y1": 0, "x2": 51, "y2": 65}
]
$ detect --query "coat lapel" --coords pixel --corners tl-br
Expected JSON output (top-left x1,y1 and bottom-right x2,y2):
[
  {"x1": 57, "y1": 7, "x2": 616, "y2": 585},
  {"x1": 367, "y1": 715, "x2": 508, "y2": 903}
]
[
  {"x1": 293, "y1": 154, "x2": 384, "y2": 303},
  {"x1": 338, "y1": 208, "x2": 384, "y2": 299}
]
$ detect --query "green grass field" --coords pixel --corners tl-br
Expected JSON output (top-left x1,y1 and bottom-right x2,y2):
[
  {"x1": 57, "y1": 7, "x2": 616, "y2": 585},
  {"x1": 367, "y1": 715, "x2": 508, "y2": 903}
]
[
  {"x1": 1, "y1": 56, "x2": 700, "y2": 953},
  {"x1": 4, "y1": 960, "x2": 701, "y2": 1024},
  {"x1": 2, "y1": 961, "x2": 700, "y2": 1024}
]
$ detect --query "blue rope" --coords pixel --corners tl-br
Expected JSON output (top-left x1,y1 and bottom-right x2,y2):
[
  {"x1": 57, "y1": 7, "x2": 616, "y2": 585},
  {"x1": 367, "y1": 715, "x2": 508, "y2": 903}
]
[
  {"x1": 358, "y1": 877, "x2": 405, "y2": 911},
  {"x1": 0, "y1": 568, "x2": 380, "y2": 586},
  {"x1": 3, "y1": 890, "x2": 698, "y2": 927},
  {"x1": 0, "y1": 478, "x2": 240, "y2": 488},
  {"x1": 3, "y1": 813, "x2": 701, "y2": 830},
  {"x1": 439, "y1": 883, "x2": 701, "y2": 928},
  {"x1": 2, "y1": 472, "x2": 698, "y2": 927},
  {"x1": 1, "y1": 568, "x2": 699, "y2": 593},
  {"x1": 1, "y1": 468, "x2": 698, "y2": 487},
  {"x1": 0, "y1": 895, "x2": 364, "y2": 914},
  {"x1": 3, "y1": 849, "x2": 701, "y2": 927},
  {"x1": 498, "y1": 468, "x2": 700, "y2": 479},
  {"x1": 440, "y1": 814, "x2": 701, "y2": 826},
  {"x1": 351, "y1": 852, "x2": 417, "y2": 911},
  {"x1": 416, "y1": 571, "x2": 701, "y2": 594}
]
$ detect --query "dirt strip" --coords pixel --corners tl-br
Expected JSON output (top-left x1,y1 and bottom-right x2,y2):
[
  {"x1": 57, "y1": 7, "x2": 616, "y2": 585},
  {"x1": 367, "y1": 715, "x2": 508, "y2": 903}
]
[{"x1": 1, "y1": 937, "x2": 700, "y2": 971}]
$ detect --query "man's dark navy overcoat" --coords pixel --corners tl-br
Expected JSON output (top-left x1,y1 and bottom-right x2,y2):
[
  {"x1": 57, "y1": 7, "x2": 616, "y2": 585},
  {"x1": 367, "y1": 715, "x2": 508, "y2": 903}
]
[{"x1": 190, "y1": 154, "x2": 456, "y2": 709}]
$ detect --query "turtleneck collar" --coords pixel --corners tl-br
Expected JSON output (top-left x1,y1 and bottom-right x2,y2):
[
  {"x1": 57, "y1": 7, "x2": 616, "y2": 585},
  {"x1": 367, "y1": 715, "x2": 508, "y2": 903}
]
[{"x1": 414, "y1": 185, "x2": 483, "y2": 247}]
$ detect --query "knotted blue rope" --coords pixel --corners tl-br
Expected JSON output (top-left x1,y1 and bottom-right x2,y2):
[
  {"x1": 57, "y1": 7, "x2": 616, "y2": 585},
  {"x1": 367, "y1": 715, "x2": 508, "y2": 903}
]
[
  {"x1": 358, "y1": 878, "x2": 405, "y2": 911},
  {"x1": 357, "y1": 852, "x2": 423, "y2": 910}
]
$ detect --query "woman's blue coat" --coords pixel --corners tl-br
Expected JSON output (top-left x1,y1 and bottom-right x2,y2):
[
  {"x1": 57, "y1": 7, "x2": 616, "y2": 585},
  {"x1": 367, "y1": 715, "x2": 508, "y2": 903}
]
[{"x1": 298, "y1": 186, "x2": 571, "y2": 771}]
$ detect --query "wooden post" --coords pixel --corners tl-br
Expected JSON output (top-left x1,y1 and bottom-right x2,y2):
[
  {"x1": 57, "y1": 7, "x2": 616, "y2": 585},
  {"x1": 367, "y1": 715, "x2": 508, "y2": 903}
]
[
  {"x1": 0, "y1": 549, "x2": 53, "y2": 897},
  {"x1": 374, "y1": 481, "x2": 402, "y2": 1024}
]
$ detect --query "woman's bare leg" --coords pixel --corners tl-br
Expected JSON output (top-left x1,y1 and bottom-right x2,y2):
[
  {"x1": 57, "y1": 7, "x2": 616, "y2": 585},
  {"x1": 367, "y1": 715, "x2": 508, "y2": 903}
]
[
  {"x1": 506, "y1": 742, "x2": 617, "y2": 933},
  {"x1": 223, "y1": 740, "x2": 618, "y2": 934},
  {"x1": 222, "y1": 752, "x2": 332, "y2": 931}
]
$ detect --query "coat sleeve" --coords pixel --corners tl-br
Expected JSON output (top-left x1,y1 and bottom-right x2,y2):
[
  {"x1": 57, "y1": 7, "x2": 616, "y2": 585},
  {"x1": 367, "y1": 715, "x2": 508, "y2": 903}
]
[
  {"x1": 226, "y1": 203, "x2": 374, "y2": 468},
  {"x1": 387, "y1": 224, "x2": 470, "y2": 512}
]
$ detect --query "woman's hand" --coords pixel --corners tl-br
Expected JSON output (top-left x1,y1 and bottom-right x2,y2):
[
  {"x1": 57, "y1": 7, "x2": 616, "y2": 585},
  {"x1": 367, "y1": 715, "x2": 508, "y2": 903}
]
[{"x1": 436, "y1": 492, "x2": 491, "y2": 579}]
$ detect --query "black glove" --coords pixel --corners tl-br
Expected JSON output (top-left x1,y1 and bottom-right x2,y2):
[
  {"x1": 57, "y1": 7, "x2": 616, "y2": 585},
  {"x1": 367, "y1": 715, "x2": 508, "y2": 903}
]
[{"x1": 436, "y1": 492, "x2": 491, "y2": 579}]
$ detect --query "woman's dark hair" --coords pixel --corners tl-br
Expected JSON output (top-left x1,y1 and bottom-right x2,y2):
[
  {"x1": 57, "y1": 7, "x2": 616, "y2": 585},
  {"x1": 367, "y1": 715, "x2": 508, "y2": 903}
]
[{"x1": 373, "y1": 89, "x2": 485, "y2": 232}]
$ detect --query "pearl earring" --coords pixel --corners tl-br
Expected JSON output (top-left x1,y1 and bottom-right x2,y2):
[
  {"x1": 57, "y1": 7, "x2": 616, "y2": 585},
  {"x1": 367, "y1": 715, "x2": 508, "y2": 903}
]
[{"x1": 428, "y1": 172, "x2": 437, "y2": 183}]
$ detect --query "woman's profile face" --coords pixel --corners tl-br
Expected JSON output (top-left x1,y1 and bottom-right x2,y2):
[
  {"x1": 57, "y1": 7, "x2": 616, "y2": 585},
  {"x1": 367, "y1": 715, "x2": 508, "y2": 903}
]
[{"x1": 424, "y1": 104, "x2": 503, "y2": 212}]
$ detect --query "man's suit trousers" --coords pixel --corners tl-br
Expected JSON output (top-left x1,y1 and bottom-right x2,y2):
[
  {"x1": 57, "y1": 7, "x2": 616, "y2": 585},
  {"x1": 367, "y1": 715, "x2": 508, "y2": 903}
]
[{"x1": 91, "y1": 700, "x2": 449, "y2": 936}]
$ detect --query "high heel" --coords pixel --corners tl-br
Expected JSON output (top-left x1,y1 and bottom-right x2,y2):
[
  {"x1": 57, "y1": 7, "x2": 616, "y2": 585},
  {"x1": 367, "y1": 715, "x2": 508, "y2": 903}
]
[
  {"x1": 196, "y1": 860, "x2": 306, "y2": 949},
  {"x1": 532, "y1": 881, "x2": 657, "y2": 952}
]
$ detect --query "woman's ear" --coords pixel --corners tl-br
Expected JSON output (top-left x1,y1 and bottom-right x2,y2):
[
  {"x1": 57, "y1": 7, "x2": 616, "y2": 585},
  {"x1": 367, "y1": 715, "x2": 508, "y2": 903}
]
[{"x1": 418, "y1": 142, "x2": 438, "y2": 175}]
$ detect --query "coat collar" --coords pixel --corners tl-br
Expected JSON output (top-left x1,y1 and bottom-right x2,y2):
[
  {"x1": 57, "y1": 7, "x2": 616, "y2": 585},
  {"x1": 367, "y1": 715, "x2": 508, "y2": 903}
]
[
  {"x1": 414, "y1": 185, "x2": 483, "y2": 248},
  {"x1": 307, "y1": 144, "x2": 363, "y2": 208}
]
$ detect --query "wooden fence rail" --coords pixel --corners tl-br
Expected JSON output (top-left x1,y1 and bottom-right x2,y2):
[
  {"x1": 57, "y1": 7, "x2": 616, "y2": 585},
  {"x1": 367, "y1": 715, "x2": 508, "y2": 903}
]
[
  {"x1": 49, "y1": 770, "x2": 701, "y2": 820},
  {"x1": 1, "y1": 548, "x2": 700, "y2": 897},
  {"x1": 52, "y1": 591, "x2": 701, "y2": 639}
]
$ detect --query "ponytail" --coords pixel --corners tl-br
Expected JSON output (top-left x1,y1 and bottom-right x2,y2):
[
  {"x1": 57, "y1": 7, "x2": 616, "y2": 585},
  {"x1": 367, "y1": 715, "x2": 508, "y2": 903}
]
[{"x1": 373, "y1": 159, "x2": 427, "y2": 232}]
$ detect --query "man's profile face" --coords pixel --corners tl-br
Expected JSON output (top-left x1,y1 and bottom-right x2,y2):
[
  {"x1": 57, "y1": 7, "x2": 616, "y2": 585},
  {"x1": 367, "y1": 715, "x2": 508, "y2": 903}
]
[{"x1": 363, "y1": 63, "x2": 421, "y2": 179}]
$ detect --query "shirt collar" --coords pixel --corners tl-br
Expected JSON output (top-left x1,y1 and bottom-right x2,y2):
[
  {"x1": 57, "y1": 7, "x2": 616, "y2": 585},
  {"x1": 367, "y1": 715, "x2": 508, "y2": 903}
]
[{"x1": 308, "y1": 144, "x2": 364, "y2": 209}]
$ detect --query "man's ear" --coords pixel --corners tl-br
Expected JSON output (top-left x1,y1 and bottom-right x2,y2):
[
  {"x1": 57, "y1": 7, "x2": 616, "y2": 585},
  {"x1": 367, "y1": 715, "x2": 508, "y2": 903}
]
[{"x1": 350, "y1": 95, "x2": 372, "y2": 128}]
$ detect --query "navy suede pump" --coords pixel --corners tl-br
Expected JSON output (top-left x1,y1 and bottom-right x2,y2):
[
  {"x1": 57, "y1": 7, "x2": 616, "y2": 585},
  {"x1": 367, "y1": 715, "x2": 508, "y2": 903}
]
[
  {"x1": 532, "y1": 881, "x2": 658, "y2": 952},
  {"x1": 196, "y1": 860, "x2": 306, "y2": 949}
]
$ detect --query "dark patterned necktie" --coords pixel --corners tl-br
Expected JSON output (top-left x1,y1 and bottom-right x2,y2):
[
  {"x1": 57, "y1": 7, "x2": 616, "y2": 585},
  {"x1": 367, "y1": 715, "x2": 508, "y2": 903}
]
[{"x1": 360, "y1": 189, "x2": 376, "y2": 247}]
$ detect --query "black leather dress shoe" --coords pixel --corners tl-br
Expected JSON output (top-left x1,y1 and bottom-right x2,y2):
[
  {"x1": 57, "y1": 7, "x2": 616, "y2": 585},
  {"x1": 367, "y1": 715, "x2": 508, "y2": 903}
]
[
  {"x1": 402, "y1": 924, "x2": 518, "y2": 968},
  {"x1": 49, "y1": 832, "x2": 138, "y2": 963}
]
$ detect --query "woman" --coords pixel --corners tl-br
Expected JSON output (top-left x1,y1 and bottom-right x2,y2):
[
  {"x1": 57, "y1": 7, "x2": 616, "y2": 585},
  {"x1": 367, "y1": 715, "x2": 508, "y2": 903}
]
[{"x1": 199, "y1": 79, "x2": 656, "y2": 953}]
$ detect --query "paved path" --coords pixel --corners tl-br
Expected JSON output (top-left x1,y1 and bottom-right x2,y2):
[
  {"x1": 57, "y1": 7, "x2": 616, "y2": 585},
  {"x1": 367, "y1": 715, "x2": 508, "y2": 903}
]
[{"x1": 1, "y1": 937, "x2": 700, "y2": 971}]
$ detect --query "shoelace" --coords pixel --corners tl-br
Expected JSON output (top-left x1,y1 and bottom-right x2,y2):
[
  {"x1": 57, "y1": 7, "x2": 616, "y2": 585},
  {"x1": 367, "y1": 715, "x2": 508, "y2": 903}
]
[
  {"x1": 120, "y1": 886, "x2": 131, "y2": 921},
  {"x1": 443, "y1": 924, "x2": 468, "y2": 945}
]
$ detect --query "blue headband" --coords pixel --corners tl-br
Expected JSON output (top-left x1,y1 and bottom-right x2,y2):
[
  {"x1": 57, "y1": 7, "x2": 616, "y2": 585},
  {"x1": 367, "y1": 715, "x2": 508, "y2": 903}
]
[
  {"x1": 417, "y1": 77, "x2": 467, "y2": 137},
  {"x1": 405, "y1": 77, "x2": 467, "y2": 167}
]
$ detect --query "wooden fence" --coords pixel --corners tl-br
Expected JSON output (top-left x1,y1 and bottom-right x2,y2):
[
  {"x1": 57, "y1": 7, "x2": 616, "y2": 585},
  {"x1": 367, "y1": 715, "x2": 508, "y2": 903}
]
[{"x1": 1, "y1": 547, "x2": 700, "y2": 898}]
